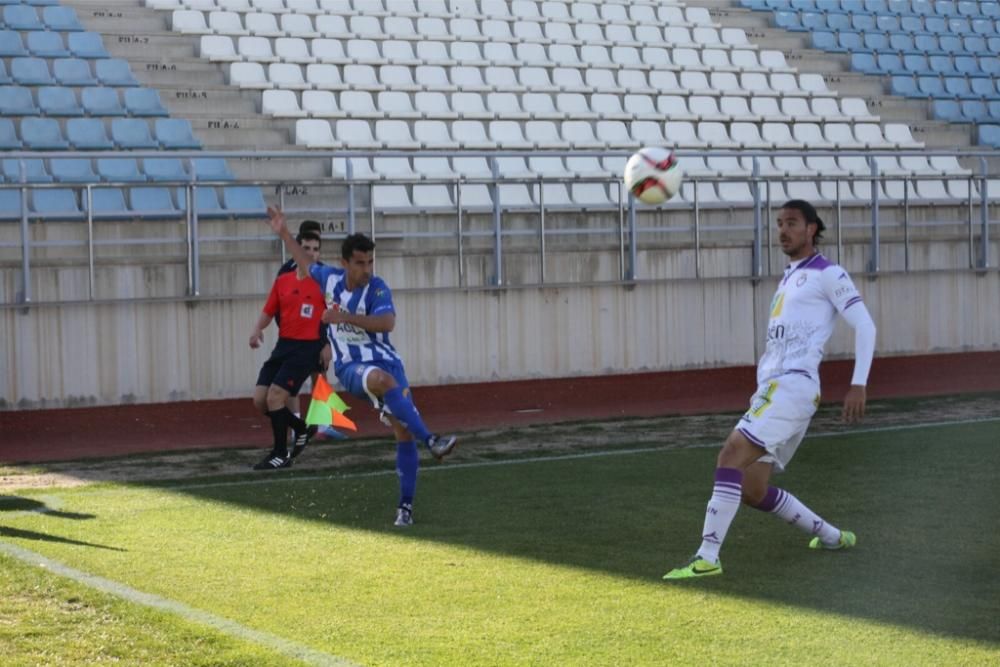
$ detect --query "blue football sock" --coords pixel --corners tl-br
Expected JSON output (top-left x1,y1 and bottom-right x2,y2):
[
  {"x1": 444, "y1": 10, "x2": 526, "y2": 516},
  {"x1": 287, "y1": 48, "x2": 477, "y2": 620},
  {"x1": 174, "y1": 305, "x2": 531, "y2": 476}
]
[
  {"x1": 383, "y1": 387, "x2": 432, "y2": 444},
  {"x1": 396, "y1": 440, "x2": 419, "y2": 507}
]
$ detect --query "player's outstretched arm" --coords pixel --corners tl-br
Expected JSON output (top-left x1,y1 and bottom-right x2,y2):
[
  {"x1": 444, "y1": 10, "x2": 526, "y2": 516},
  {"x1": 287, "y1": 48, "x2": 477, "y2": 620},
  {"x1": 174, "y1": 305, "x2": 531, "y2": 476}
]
[{"x1": 266, "y1": 206, "x2": 315, "y2": 274}]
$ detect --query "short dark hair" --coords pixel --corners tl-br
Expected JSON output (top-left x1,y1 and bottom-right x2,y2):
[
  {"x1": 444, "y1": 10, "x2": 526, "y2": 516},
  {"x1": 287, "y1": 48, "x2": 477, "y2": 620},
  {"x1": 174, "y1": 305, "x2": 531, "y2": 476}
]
[
  {"x1": 298, "y1": 231, "x2": 321, "y2": 246},
  {"x1": 341, "y1": 233, "x2": 375, "y2": 260},
  {"x1": 781, "y1": 199, "x2": 826, "y2": 243},
  {"x1": 295, "y1": 220, "x2": 321, "y2": 243}
]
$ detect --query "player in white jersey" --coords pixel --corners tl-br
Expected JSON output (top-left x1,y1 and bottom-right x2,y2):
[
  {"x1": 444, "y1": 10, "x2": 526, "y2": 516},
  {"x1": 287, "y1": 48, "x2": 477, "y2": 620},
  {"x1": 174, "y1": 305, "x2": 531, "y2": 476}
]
[
  {"x1": 266, "y1": 206, "x2": 457, "y2": 527},
  {"x1": 665, "y1": 200, "x2": 877, "y2": 579}
]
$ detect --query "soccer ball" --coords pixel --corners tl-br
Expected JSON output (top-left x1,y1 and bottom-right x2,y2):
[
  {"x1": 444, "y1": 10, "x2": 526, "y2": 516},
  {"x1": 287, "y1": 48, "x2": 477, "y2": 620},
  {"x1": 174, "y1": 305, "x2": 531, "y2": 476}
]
[{"x1": 623, "y1": 147, "x2": 683, "y2": 205}]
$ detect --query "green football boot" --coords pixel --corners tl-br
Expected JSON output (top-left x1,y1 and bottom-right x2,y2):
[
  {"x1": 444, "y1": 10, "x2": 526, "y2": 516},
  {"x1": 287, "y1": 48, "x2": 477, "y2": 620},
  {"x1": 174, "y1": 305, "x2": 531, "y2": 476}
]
[
  {"x1": 809, "y1": 530, "x2": 857, "y2": 550},
  {"x1": 663, "y1": 556, "x2": 722, "y2": 580}
]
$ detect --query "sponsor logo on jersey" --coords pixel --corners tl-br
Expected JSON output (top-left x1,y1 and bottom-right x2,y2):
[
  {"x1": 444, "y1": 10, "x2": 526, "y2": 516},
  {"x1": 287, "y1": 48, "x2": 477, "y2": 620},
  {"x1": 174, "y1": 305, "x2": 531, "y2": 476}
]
[
  {"x1": 796, "y1": 273, "x2": 808, "y2": 287},
  {"x1": 770, "y1": 292, "x2": 785, "y2": 317}
]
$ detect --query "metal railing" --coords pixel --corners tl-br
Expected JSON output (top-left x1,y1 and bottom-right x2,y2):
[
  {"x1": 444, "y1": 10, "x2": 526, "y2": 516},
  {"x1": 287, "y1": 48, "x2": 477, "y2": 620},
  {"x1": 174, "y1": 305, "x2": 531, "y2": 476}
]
[{"x1": 1, "y1": 147, "x2": 998, "y2": 307}]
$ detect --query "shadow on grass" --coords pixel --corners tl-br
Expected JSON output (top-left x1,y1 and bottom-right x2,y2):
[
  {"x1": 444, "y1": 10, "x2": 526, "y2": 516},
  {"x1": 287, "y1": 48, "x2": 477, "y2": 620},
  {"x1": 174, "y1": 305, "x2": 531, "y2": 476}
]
[
  {"x1": 179, "y1": 419, "x2": 1000, "y2": 645},
  {"x1": 1, "y1": 495, "x2": 124, "y2": 551},
  {"x1": 0, "y1": 525, "x2": 127, "y2": 552}
]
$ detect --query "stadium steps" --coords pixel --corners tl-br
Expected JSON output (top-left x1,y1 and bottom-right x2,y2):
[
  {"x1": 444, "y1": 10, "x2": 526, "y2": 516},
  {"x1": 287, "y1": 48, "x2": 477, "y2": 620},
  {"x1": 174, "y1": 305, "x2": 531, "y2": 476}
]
[
  {"x1": 59, "y1": 0, "x2": 328, "y2": 185},
  {"x1": 700, "y1": 1, "x2": 980, "y2": 159}
]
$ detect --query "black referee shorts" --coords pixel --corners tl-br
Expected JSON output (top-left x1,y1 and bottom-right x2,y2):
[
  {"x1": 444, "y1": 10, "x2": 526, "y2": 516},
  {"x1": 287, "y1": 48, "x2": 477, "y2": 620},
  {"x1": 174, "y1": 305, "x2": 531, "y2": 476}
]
[{"x1": 256, "y1": 338, "x2": 325, "y2": 396}]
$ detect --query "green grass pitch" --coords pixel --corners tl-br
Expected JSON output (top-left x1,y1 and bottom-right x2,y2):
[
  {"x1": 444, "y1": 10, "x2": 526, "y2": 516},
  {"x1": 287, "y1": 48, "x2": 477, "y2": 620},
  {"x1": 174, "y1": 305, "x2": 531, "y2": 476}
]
[{"x1": 1, "y1": 417, "x2": 998, "y2": 666}]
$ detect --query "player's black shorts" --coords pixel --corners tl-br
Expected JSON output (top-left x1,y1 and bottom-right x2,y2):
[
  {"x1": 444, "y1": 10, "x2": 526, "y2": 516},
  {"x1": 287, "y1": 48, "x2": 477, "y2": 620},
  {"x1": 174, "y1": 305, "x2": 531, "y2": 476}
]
[{"x1": 256, "y1": 338, "x2": 325, "y2": 396}]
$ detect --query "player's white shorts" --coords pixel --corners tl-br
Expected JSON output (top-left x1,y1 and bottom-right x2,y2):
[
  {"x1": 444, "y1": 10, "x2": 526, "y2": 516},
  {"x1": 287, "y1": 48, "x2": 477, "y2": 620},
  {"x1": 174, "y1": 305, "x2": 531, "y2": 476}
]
[{"x1": 734, "y1": 373, "x2": 821, "y2": 472}]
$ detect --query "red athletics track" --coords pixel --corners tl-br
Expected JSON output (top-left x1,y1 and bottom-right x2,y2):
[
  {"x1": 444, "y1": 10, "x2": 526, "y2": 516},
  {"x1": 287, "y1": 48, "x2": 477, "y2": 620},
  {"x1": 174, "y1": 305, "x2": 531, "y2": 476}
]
[{"x1": 1, "y1": 351, "x2": 998, "y2": 464}]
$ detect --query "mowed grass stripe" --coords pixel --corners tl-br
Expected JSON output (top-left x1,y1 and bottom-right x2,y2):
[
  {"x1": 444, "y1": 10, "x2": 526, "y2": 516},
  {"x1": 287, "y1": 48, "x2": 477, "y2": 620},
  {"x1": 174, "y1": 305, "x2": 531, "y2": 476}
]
[
  {"x1": 0, "y1": 541, "x2": 358, "y2": 667},
  {"x1": 168, "y1": 415, "x2": 1000, "y2": 492}
]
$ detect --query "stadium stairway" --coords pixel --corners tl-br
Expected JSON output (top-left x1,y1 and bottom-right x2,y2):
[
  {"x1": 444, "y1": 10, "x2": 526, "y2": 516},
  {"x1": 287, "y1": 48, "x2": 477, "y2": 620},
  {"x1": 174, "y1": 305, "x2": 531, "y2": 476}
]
[
  {"x1": 59, "y1": 0, "x2": 328, "y2": 184},
  {"x1": 705, "y1": 0, "x2": 997, "y2": 172}
]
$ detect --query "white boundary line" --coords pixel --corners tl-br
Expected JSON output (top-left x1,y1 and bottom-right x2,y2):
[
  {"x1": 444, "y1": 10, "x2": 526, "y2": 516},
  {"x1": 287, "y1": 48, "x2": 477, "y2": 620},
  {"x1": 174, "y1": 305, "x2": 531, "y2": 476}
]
[
  {"x1": 171, "y1": 415, "x2": 1000, "y2": 492},
  {"x1": 0, "y1": 541, "x2": 358, "y2": 667}
]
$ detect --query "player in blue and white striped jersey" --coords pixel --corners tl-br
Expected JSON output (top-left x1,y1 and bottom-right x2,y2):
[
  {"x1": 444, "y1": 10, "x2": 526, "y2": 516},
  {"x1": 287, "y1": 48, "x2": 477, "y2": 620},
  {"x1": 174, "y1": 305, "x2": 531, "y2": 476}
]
[{"x1": 266, "y1": 206, "x2": 457, "y2": 527}]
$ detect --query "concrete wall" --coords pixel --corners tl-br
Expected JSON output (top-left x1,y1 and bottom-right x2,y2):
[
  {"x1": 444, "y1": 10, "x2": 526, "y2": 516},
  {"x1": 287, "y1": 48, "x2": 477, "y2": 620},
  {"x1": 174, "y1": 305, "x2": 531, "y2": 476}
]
[{"x1": 3, "y1": 262, "x2": 998, "y2": 409}]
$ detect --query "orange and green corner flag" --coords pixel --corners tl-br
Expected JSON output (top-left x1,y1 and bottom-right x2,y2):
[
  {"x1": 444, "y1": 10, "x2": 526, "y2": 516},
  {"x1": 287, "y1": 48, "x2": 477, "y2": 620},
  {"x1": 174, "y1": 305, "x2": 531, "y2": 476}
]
[{"x1": 305, "y1": 375, "x2": 357, "y2": 431}]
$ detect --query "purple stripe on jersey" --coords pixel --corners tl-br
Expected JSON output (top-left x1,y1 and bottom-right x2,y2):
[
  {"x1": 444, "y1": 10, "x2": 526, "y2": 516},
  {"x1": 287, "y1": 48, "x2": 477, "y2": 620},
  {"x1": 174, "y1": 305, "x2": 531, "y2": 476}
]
[
  {"x1": 754, "y1": 486, "x2": 782, "y2": 512},
  {"x1": 714, "y1": 467, "x2": 743, "y2": 485},
  {"x1": 844, "y1": 296, "x2": 863, "y2": 310},
  {"x1": 801, "y1": 253, "x2": 833, "y2": 271},
  {"x1": 786, "y1": 369, "x2": 813, "y2": 379},
  {"x1": 737, "y1": 427, "x2": 766, "y2": 448}
]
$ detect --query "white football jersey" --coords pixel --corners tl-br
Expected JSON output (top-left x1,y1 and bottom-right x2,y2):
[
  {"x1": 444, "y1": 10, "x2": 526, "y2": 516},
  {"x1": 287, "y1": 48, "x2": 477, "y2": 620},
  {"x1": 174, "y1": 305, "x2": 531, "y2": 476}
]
[{"x1": 757, "y1": 253, "x2": 865, "y2": 385}]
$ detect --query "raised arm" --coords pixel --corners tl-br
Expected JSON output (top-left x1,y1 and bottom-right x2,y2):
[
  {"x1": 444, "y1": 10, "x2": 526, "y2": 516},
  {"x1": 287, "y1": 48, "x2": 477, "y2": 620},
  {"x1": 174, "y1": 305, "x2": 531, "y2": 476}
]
[{"x1": 266, "y1": 205, "x2": 314, "y2": 274}]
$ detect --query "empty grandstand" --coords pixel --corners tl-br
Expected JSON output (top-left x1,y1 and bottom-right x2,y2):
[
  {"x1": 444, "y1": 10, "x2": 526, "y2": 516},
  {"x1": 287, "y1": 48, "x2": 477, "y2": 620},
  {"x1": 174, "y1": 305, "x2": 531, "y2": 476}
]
[{"x1": 1, "y1": 0, "x2": 998, "y2": 408}]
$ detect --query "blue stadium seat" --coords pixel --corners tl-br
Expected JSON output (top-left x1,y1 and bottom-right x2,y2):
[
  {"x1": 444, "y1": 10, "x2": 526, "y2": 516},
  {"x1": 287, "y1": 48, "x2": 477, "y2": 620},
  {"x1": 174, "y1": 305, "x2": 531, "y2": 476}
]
[
  {"x1": 977, "y1": 124, "x2": 1000, "y2": 146},
  {"x1": 42, "y1": 6, "x2": 83, "y2": 31},
  {"x1": 979, "y1": 56, "x2": 1000, "y2": 76},
  {"x1": 973, "y1": 19, "x2": 995, "y2": 35},
  {"x1": 25, "y1": 0, "x2": 64, "y2": 5},
  {"x1": 67, "y1": 32, "x2": 109, "y2": 59},
  {"x1": 932, "y1": 99, "x2": 963, "y2": 122},
  {"x1": 838, "y1": 31, "x2": 864, "y2": 52},
  {"x1": 913, "y1": 34, "x2": 940, "y2": 54},
  {"x1": 851, "y1": 13, "x2": 876, "y2": 32},
  {"x1": 903, "y1": 54, "x2": 932, "y2": 75},
  {"x1": 964, "y1": 36, "x2": 988, "y2": 54},
  {"x1": 0, "y1": 30, "x2": 27, "y2": 57},
  {"x1": 52, "y1": 58, "x2": 96, "y2": 86},
  {"x1": 900, "y1": 16, "x2": 925, "y2": 34},
  {"x1": 890, "y1": 34, "x2": 917, "y2": 53},
  {"x1": 0, "y1": 190, "x2": 23, "y2": 220},
  {"x1": 876, "y1": 15, "x2": 901, "y2": 32},
  {"x1": 917, "y1": 76, "x2": 946, "y2": 97},
  {"x1": 123, "y1": 88, "x2": 168, "y2": 116},
  {"x1": 222, "y1": 186, "x2": 266, "y2": 215},
  {"x1": 154, "y1": 118, "x2": 200, "y2": 149},
  {"x1": 988, "y1": 36, "x2": 1000, "y2": 53},
  {"x1": 95, "y1": 59, "x2": 139, "y2": 86},
  {"x1": 88, "y1": 188, "x2": 129, "y2": 218},
  {"x1": 801, "y1": 12, "x2": 827, "y2": 31},
  {"x1": 890, "y1": 76, "x2": 919, "y2": 97},
  {"x1": 773, "y1": 11, "x2": 802, "y2": 30},
  {"x1": 111, "y1": 118, "x2": 157, "y2": 149},
  {"x1": 864, "y1": 0, "x2": 888, "y2": 12},
  {"x1": 0, "y1": 117, "x2": 20, "y2": 149},
  {"x1": 944, "y1": 76, "x2": 975, "y2": 99},
  {"x1": 37, "y1": 86, "x2": 82, "y2": 116},
  {"x1": 2, "y1": 158, "x2": 52, "y2": 183},
  {"x1": 0, "y1": 61, "x2": 9, "y2": 85},
  {"x1": 988, "y1": 100, "x2": 1000, "y2": 120},
  {"x1": 851, "y1": 53, "x2": 880, "y2": 74},
  {"x1": 948, "y1": 18, "x2": 972, "y2": 34},
  {"x1": 21, "y1": 117, "x2": 68, "y2": 149},
  {"x1": 67, "y1": 118, "x2": 114, "y2": 149},
  {"x1": 3, "y1": 5, "x2": 44, "y2": 31},
  {"x1": 888, "y1": 0, "x2": 911, "y2": 14},
  {"x1": 985, "y1": 3, "x2": 1000, "y2": 18},
  {"x1": 925, "y1": 16, "x2": 948, "y2": 34},
  {"x1": 826, "y1": 13, "x2": 851, "y2": 31},
  {"x1": 80, "y1": 87, "x2": 123, "y2": 116},
  {"x1": 0, "y1": 85, "x2": 39, "y2": 115},
  {"x1": 31, "y1": 188, "x2": 81, "y2": 218},
  {"x1": 50, "y1": 158, "x2": 98, "y2": 183},
  {"x1": 841, "y1": 0, "x2": 865, "y2": 13},
  {"x1": 953, "y1": 56, "x2": 977, "y2": 75},
  {"x1": 961, "y1": 1, "x2": 983, "y2": 16},
  {"x1": 937, "y1": 0, "x2": 958, "y2": 15},
  {"x1": 877, "y1": 53, "x2": 907, "y2": 75},
  {"x1": 143, "y1": 158, "x2": 187, "y2": 182},
  {"x1": 961, "y1": 100, "x2": 989, "y2": 121},
  {"x1": 912, "y1": 0, "x2": 934, "y2": 15},
  {"x1": 129, "y1": 187, "x2": 179, "y2": 217},
  {"x1": 862, "y1": 32, "x2": 890, "y2": 52},
  {"x1": 176, "y1": 186, "x2": 222, "y2": 215},
  {"x1": 96, "y1": 157, "x2": 145, "y2": 182},
  {"x1": 26, "y1": 30, "x2": 67, "y2": 58},
  {"x1": 811, "y1": 31, "x2": 837, "y2": 51},
  {"x1": 938, "y1": 34, "x2": 964, "y2": 54},
  {"x1": 191, "y1": 157, "x2": 234, "y2": 181},
  {"x1": 928, "y1": 55, "x2": 955, "y2": 75},
  {"x1": 970, "y1": 77, "x2": 998, "y2": 98},
  {"x1": 11, "y1": 57, "x2": 53, "y2": 85}
]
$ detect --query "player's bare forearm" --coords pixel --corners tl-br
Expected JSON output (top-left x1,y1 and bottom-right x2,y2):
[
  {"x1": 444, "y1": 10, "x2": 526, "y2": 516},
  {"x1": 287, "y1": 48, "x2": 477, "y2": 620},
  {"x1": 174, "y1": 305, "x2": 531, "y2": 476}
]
[
  {"x1": 249, "y1": 312, "x2": 273, "y2": 348},
  {"x1": 267, "y1": 205, "x2": 314, "y2": 273},
  {"x1": 842, "y1": 385, "x2": 867, "y2": 424}
]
